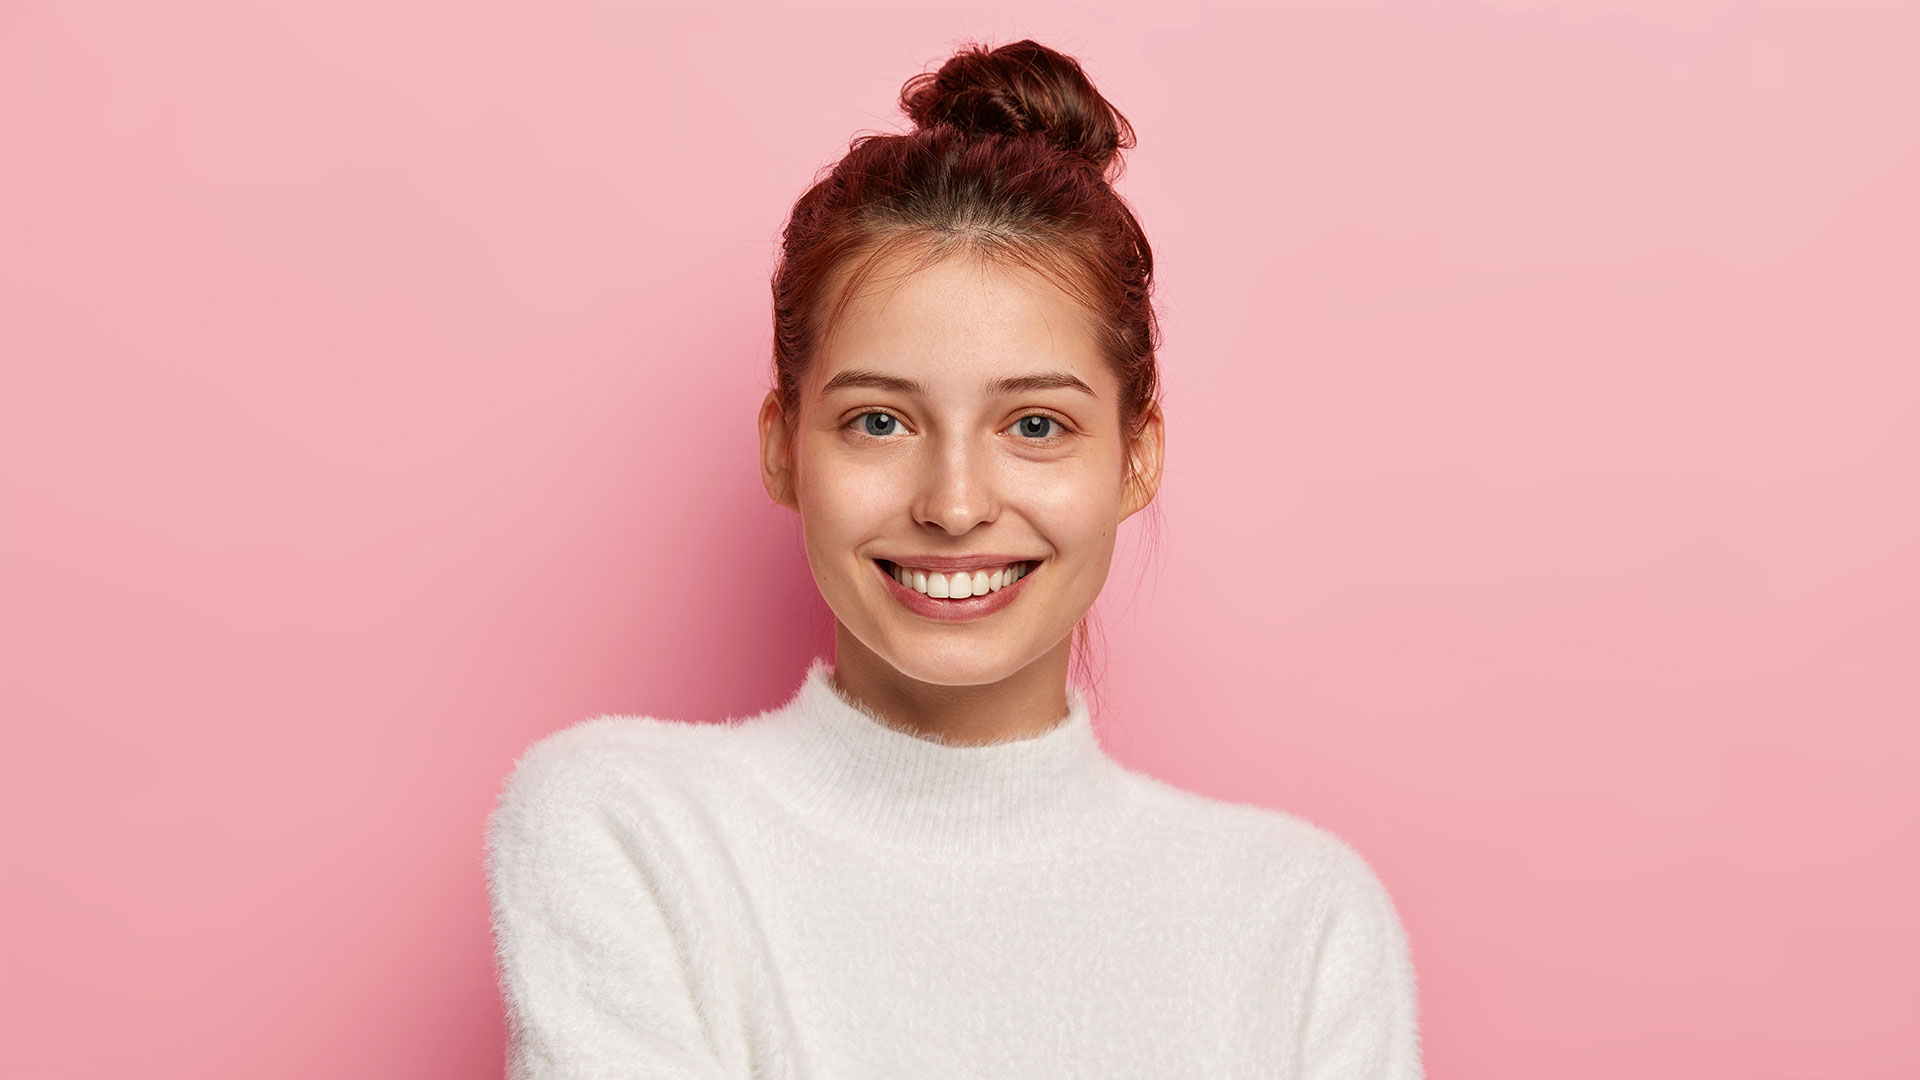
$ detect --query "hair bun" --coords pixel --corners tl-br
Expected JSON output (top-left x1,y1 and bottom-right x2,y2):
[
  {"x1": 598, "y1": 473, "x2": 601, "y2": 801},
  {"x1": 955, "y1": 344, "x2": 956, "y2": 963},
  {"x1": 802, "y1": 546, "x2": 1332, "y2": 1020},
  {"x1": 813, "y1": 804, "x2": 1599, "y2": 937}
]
[{"x1": 899, "y1": 39, "x2": 1135, "y2": 179}]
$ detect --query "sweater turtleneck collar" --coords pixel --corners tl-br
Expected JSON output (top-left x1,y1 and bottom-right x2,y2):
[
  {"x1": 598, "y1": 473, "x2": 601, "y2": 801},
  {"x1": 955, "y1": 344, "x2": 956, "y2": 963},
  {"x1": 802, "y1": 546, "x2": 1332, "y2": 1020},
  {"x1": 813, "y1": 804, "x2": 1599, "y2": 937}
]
[{"x1": 736, "y1": 657, "x2": 1139, "y2": 862}]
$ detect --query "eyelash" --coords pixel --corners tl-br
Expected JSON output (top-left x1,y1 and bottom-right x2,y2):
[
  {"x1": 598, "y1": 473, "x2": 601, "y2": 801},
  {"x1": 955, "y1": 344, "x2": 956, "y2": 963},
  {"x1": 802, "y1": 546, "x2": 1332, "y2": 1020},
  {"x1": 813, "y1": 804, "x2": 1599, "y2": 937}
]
[{"x1": 846, "y1": 410, "x2": 1074, "y2": 445}]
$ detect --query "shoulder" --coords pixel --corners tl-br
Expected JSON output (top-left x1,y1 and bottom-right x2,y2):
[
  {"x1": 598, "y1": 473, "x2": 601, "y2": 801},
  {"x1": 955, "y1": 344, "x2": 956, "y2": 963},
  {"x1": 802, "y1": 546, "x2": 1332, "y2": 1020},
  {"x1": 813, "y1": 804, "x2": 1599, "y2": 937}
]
[
  {"x1": 1117, "y1": 770, "x2": 1402, "y2": 914},
  {"x1": 485, "y1": 712, "x2": 745, "y2": 851},
  {"x1": 493, "y1": 713, "x2": 713, "y2": 799}
]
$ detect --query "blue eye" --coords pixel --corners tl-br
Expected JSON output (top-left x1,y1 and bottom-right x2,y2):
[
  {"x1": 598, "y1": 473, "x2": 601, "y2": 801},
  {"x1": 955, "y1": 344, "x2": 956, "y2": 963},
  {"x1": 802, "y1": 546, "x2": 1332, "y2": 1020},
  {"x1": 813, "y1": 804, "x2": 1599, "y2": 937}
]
[
  {"x1": 856, "y1": 411, "x2": 900, "y2": 437},
  {"x1": 845, "y1": 410, "x2": 1071, "y2": 443},
  {"x1": 1012, "y1": 415, "x2": 1065, "y2": 441}
]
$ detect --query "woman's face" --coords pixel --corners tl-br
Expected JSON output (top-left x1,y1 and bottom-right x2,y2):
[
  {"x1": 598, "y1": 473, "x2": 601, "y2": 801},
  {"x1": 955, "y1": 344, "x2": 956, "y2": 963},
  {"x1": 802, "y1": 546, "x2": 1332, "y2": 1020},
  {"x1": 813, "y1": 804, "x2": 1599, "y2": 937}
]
[{"x1": 760, "y1": 250, "x2": 1163, "y2": 688}]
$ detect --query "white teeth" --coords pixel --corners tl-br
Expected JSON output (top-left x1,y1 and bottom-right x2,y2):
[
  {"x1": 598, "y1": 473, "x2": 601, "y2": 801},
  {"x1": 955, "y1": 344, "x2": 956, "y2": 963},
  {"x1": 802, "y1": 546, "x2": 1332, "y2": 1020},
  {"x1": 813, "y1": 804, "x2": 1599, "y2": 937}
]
[{"x1": 887, "y1": 560, "x2": 1032, "y2": 599}]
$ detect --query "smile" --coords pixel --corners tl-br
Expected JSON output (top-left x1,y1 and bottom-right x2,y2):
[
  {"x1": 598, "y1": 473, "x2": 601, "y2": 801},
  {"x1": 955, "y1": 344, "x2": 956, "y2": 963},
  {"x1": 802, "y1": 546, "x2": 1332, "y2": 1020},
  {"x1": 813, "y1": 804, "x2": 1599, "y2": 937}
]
[{"x1": 873, "y1": 559, "x2": 1041, "y2": 622}]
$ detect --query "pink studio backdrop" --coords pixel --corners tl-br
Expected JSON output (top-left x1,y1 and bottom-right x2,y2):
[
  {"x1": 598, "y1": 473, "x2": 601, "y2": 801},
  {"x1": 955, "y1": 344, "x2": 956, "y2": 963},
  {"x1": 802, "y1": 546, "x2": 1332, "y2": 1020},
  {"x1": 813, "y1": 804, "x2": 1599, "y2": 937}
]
[{"x1": 3, "y1": 2, "x2": 1915, "y2": 1076}]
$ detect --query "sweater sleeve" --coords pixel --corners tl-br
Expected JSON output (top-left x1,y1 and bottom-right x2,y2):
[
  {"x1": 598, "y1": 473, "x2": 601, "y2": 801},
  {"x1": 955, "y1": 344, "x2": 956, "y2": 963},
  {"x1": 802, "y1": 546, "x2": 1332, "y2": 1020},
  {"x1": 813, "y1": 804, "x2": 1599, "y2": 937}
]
[
  {"x1": 1298, "y1": 845, "x2": 1423, "y2": 1080},
  {"x1": 483, "y1": 729, "x2": 735, "y2": 1080}
]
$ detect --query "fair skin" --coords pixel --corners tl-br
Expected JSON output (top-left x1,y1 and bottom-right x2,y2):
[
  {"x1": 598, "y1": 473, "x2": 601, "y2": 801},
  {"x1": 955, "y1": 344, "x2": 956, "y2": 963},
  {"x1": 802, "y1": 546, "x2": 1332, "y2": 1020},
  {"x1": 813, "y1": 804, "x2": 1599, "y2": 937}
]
[{"x1": 759, "y1": 248, "x2": 1165, "y2": 746}]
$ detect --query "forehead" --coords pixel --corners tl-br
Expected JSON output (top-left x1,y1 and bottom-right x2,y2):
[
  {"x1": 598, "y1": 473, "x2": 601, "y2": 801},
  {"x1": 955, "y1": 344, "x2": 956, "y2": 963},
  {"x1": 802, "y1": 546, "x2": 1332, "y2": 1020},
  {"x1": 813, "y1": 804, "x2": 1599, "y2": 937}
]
[{"x1": 813, "y1": 249, "x2": 1109, "y2": 394}]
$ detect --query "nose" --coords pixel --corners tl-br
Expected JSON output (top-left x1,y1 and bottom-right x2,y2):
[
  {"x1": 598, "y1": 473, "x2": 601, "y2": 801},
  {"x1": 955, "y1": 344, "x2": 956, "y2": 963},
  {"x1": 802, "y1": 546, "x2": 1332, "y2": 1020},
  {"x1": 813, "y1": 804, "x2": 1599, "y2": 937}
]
[{"x1": 911, "y1": 430, "x2": 998, "y2": 536}]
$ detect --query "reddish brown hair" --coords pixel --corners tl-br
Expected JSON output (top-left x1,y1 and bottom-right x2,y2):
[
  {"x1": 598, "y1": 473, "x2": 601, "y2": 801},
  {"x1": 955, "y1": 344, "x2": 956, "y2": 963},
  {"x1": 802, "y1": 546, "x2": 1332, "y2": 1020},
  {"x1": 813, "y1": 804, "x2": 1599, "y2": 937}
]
[
  {"x1": 769, "y1": 38, "x2": 1165, "y2": 686},
  {"x1": 770, "y1": 39, "x2": 1162, "y2": 474}
]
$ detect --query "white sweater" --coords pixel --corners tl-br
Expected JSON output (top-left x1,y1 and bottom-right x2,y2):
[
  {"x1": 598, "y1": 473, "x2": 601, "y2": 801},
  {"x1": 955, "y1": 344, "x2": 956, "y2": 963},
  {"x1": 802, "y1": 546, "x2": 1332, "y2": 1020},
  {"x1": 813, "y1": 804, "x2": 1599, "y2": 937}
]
[{"x1": 484, "y1": 658, "x2": 1422, "y2": 1079}]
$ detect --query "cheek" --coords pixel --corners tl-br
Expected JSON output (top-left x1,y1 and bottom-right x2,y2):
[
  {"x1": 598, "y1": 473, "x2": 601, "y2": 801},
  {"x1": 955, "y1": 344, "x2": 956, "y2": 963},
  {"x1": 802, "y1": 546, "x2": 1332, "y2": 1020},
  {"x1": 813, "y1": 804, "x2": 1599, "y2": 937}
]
[
  {"x1": 805, "y1": 465, "x2": 893, "y2": 523},
  {"x1": 796, "y1": 450, "x2": 896, "y2": 553},
  {"x1": 1024, "y1": 458, "x2": 1122, "y2": 516},
  {"x1": 1021, "y1": 474, "x2": 1122, "y2": 559}
]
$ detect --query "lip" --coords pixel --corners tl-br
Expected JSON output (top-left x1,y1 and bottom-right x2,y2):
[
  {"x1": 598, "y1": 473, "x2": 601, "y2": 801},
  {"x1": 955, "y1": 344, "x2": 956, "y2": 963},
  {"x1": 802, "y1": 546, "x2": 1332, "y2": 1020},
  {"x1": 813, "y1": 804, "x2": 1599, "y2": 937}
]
[
  {"x1": 873, "y1": 554, "x2": 1043, "y2": 573},
  {"x1": 873, "y1": 558, "x2": 1038, "y2": 623}
]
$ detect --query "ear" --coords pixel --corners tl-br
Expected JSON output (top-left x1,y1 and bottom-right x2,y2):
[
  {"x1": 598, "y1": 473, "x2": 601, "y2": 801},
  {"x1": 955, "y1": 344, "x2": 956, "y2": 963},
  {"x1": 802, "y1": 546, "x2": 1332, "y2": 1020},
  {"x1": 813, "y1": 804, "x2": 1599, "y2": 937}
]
[
  {"x1": 1119, "y1": 402, "x2": 1165, "y2": 521},
  {"x1": 759, "y1": 389, "x2": 799, "y2": 511}
]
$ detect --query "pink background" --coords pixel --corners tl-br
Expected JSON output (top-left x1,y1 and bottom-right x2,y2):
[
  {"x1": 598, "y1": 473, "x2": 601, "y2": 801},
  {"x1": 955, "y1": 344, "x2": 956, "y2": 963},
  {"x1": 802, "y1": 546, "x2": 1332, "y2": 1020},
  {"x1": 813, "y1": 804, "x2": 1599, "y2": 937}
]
[{"x1": 3, "y1": 1, "x2": 1916, "y2": 1076}]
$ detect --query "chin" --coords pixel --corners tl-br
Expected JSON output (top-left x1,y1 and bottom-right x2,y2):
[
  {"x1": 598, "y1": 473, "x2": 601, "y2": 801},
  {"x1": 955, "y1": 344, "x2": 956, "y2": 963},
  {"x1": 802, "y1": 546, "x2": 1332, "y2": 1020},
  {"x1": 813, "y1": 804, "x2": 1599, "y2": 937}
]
[{"x1": 859, "y1": 631, "x2": 1054, "y2": 688}]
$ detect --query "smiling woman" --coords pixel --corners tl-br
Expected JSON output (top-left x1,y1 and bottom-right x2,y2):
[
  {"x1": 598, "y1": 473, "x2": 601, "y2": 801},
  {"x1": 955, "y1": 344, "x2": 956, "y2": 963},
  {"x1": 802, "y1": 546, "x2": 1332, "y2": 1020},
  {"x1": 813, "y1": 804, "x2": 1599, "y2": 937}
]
[
  {"x1": 485, "y1": 37, "x2": 1422, "y2": 1080},
  {"x1": 759, "y1": 248, "x2": 1151, "y2": 731}
]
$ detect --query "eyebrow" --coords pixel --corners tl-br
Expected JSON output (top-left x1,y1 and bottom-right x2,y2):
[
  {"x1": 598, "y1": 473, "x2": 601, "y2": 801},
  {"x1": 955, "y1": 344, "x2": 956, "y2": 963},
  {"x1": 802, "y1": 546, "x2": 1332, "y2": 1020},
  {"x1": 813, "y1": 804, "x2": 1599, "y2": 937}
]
[{"x1": 819, "y1": 368, "x2": 1097, "y2": 398}]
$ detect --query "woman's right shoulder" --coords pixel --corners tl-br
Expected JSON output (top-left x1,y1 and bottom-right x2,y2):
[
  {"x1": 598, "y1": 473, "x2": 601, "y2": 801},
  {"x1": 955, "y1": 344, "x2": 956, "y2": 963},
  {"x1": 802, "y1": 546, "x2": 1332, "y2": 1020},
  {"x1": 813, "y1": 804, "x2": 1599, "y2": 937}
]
[{"x1": 488, "y1": 713, "x2": 744, "y2": 829}]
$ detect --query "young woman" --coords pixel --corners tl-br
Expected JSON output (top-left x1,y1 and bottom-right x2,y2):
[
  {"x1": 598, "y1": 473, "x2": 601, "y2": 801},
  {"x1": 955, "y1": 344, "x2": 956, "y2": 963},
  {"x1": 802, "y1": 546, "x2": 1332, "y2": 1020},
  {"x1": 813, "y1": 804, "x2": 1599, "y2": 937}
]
[{"x1": 486, "y1": 39, "x2": 1422, "y2": 1080}]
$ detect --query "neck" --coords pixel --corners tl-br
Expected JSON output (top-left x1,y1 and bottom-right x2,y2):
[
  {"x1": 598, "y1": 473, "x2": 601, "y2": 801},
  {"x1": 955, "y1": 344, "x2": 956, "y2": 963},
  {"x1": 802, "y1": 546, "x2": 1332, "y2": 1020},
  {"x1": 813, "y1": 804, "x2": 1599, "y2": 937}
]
[
  {"x1": 734, "y1": 651, "x2": 1135, "y2": 860},
  {"x1": 830, "y1": 625, "x2": 1074, "y2": 747}
]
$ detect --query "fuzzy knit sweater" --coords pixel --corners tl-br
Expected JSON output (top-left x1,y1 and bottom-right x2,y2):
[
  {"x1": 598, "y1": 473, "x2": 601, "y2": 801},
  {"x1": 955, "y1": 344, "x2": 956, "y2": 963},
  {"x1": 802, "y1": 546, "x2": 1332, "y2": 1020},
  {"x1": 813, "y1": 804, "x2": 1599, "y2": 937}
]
[{"x1": 484, "y1": 658, "x2": 1422, "y2": 1079}]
